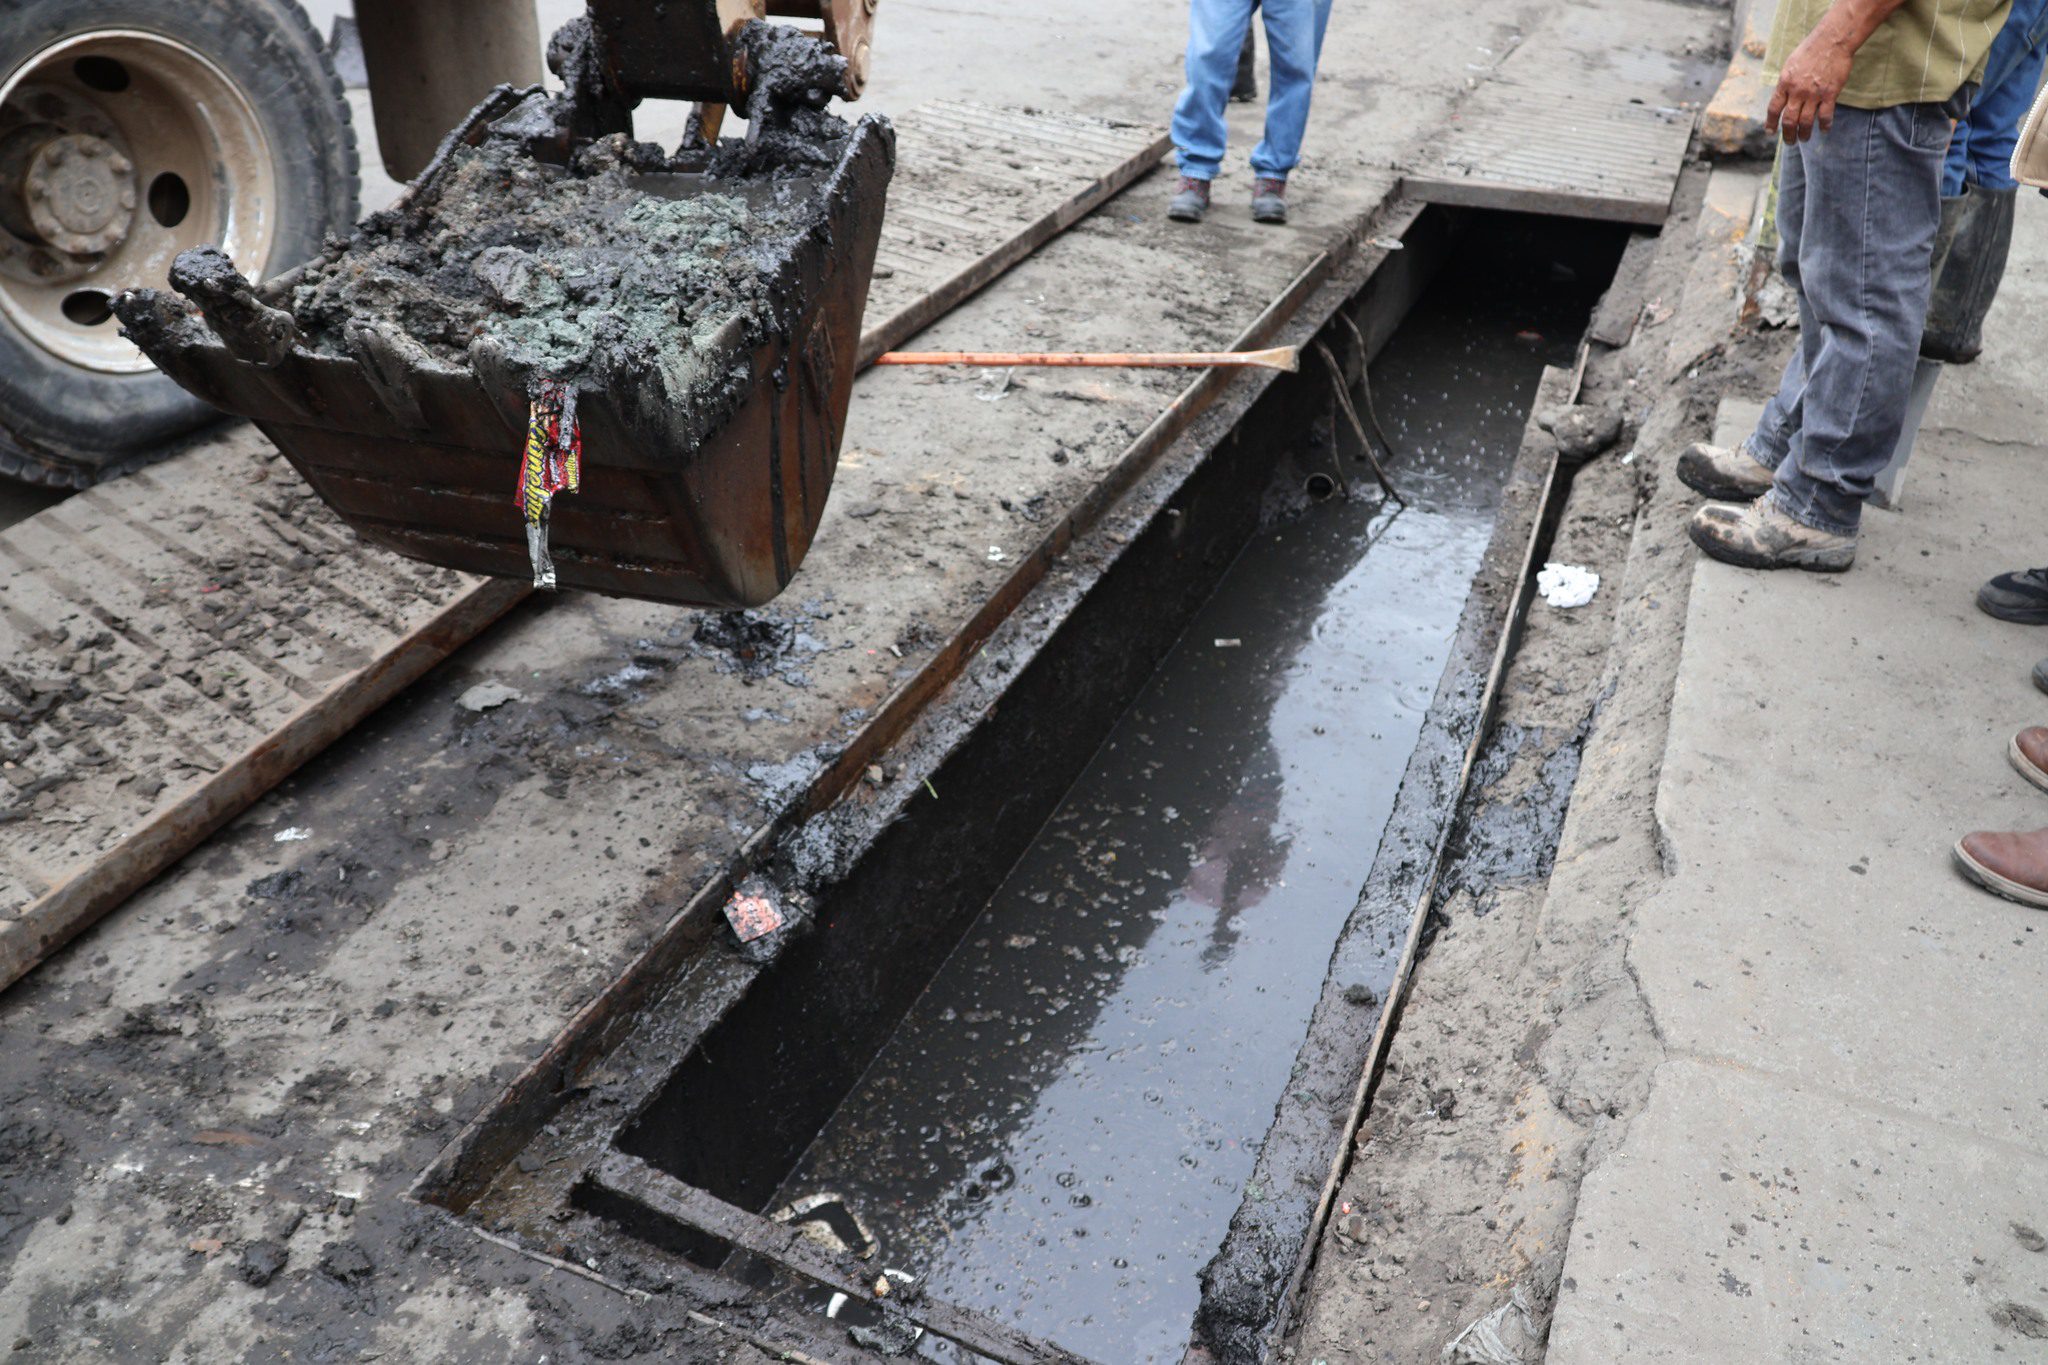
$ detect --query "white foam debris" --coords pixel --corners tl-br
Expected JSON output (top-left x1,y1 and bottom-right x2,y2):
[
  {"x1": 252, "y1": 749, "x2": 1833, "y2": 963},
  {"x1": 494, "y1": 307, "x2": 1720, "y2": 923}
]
[{"x1": 1536, "y1": 562, "x2": 1600, "y2": 609}]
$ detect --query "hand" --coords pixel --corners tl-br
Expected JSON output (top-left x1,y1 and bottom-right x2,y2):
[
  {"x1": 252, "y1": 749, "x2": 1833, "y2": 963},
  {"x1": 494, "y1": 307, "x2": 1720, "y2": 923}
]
[{"x1": 1766, "y1": 29, "x2": 1855, "y2": 143}]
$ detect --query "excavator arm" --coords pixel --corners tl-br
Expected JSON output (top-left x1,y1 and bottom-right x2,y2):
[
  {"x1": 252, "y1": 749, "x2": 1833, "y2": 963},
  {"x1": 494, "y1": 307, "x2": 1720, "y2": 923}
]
[{"x1": 354, "y1": 0, "x2": 879, "y2": 180}]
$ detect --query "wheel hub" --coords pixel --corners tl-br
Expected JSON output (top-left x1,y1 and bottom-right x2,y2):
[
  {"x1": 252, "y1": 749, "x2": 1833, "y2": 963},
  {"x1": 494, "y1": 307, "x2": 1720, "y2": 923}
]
[
  {"x1": 0, "y1": 31, "x2": 278, "y2": 373},
  {"x1": 22, "y1": 132, "x2": 135, "y2": 253}
]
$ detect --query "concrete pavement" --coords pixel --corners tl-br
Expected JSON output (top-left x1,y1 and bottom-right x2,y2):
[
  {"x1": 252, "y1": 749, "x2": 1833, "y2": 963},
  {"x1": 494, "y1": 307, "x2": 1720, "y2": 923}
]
[{"x1": 1548, "y1": 183, "x2": 2048, "y2": 1358}]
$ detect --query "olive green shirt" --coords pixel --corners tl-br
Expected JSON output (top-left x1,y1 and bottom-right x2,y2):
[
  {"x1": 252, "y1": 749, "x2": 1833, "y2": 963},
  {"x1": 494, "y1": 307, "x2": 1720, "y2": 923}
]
[{"x1": 1767, "y1": 0, "x2": 2013, "y2": 107}]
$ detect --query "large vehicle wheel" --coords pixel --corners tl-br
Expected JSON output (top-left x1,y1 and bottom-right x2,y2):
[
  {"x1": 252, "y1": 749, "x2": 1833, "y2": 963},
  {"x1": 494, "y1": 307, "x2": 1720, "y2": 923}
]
[{"x1": 0, "y1": 0, "x2": 358, "y2": 487}]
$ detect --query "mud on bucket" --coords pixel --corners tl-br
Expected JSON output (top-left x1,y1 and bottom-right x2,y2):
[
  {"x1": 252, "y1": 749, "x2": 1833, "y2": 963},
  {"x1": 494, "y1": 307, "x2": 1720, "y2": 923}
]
[{"x1": 115, "y1": 103, "x2": 895, "y2": 609}]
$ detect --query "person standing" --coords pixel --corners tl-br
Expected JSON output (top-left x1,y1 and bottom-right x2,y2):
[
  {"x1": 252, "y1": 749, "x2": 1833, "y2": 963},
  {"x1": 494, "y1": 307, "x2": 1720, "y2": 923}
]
[
  {"x1": 1676, "y1": 0, "x2": 2013, "y2": 573},
  {"x1": 1923, "y1": 0, "x2": 2048, "y2": 364},
  {"x1": 1168, "y1": 0, "x2": 1335, "y2": 226}
]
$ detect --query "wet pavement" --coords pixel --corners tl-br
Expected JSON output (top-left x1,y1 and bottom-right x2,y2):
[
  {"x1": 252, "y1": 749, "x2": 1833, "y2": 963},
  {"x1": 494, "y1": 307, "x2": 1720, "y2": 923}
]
[{"x1": 754, "y1": 218, "x2": 1605, "y2": 1361}]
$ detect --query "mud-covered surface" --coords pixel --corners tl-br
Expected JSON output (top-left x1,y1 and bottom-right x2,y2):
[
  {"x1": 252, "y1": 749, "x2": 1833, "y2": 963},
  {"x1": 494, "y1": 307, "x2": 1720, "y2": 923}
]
[{"x1": 282, "y1": 130, "x2": 838, "y2": 436}]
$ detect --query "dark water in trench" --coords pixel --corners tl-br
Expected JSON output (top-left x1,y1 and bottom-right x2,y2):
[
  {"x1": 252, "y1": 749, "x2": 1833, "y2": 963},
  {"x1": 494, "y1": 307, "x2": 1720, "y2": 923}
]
[{"x1": 761, "y1": 219, "x2": 1615, "y2": 1361}]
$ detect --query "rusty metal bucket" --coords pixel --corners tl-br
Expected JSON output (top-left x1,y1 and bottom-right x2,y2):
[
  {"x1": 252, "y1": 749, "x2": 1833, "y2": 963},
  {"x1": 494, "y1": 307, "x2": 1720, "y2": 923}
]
[{"x1": 121, "y1": 115, "x2": 894, "y2": 609}]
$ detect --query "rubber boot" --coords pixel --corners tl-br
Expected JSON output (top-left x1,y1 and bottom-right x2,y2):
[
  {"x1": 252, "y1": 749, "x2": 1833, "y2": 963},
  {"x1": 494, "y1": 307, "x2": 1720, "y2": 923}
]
[
  {"x1": 1922, "y1": 182, "x2": 2018, "y2": 364},
  {"x1": 1231, "y1": 30, "x2": 1259, "y2": 102}
]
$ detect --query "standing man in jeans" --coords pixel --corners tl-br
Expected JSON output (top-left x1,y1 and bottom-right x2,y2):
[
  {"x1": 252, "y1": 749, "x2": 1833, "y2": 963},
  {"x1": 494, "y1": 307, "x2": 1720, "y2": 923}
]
[
  {"x1": 1677, "y1": 0, "x2": 2012, "y2": 572},
  {"x1": 1167, "y1": 0, "x2": 1334, "y2": 226}
]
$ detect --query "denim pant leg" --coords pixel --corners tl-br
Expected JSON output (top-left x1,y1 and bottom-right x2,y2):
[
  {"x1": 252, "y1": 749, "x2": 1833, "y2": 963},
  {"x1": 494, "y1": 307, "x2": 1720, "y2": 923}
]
[
  {"x1": 1768, "y1": 103, "x2": 1946, "y2": 535},
  {"x1": 1250, "y1": 0, "x2": 1321, "y2": 180},
  {"x1": 1173, "y1": 0, "x2": 1258, "y2": 180},
  {"x1": 1949, "y1": 0, "x2": 2048, "y2": 192},
  {"x1": 1749, "y1": 148, "x2": 1816, "y2": 471}
]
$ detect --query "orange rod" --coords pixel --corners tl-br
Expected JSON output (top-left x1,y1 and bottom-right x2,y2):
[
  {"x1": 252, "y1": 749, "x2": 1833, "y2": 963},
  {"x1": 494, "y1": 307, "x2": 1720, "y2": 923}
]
[{"x1": 871, "y1": 346, "x2": 1300, "y2": 373}]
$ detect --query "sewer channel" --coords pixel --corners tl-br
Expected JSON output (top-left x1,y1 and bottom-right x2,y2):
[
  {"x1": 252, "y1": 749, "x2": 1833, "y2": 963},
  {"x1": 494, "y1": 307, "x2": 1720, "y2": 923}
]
[
  {"x1": 429, "y1": 209, "x2": 1630, "y2": 1364},
  {"x1": 623, "y1": 213, "x2": 1623, "y2": 1360}
]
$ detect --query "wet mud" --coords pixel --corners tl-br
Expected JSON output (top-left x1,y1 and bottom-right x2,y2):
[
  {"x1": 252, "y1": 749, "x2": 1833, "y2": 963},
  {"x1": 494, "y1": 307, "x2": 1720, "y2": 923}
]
[{"x1": 730, "y1": 225, "x2": 1603, "y2": 1360}]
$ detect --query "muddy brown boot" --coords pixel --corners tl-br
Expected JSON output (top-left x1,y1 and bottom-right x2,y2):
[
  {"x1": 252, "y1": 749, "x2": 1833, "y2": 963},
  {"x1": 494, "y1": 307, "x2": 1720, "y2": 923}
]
[
  {"x1": 1954, "y1": 826, "x2": 2048, "y2": 909},
  {"x1": 1251, "y1": 177, "x2": 1288, "y2": 225},
  {"x1": 1687, "y1": 496, "x2": 1855, "y2": 573},
  {"x1": 1676, "y1": 439, "x2": 1774, "y2": 501},
  {"x1": 1169, "y1": 176, "x2": 1212, "y2": 223}
]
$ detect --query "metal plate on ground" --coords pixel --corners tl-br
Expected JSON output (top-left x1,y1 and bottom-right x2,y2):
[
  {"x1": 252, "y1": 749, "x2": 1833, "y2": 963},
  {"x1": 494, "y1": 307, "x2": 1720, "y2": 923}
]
[
  {"x1": 1401, "y1": 6, "x2": 1704, "y2": 226},
  {"x1": 0, "y1": 428, "x2": 526, "y2": 989},
  {"x1": 0, "y1": 104, "x2": 1169, "y2": 991},
  {"x1": 857, "y1": 101, "x2": 1169, "y2": 364}
]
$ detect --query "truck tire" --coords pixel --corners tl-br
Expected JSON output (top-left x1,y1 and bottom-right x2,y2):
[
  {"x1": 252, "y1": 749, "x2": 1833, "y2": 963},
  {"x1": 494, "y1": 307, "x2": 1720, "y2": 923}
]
[{"x1": 0, "y1": 0, "x2": 359, "y2": 487}]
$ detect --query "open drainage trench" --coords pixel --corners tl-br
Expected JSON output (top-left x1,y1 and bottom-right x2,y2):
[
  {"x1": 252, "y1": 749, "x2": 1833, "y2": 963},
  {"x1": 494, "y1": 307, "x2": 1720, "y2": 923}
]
[{"x1": 442, "y1": 210, "x2": 1626, "y2": 1361}]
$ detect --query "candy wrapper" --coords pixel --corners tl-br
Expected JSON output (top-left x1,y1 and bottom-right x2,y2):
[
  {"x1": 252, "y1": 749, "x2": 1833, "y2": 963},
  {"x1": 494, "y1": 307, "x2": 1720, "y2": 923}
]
[{"x1": 517, "y1": 379, "x2": 582, "y2": 589}]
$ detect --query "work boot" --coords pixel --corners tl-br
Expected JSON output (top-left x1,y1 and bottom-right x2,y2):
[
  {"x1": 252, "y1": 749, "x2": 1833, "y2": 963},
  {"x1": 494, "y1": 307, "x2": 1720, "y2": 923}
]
[
  {"x1": 1978, "y1": 566, "x2": 2048, "y2": 624},
  {"x1": 1676, "y1": 438, "x2": 1775, "y2": 502},
  {"x1": 1922, "y1": 182, "x2": 2019, "y2": 365},
  {"x1": 1168, "y1": 176, "x2": 1211, "y2": 224},
  {"x1": 1231, "y1": 29, "x2": 1259, "y2": 102},
  {"x1": 1687, "y1": 496, "x2": 1855, "y2": 573},
  {"x1": 2011, "y1": 727, "x2": 2048, "y2": 792},
  {"x1": 1953, "y1": 826, "x2": 2048, "y2": 909},
  {"x1": 1251, "y1": 177, "x2": 1288, "y2": 224}
]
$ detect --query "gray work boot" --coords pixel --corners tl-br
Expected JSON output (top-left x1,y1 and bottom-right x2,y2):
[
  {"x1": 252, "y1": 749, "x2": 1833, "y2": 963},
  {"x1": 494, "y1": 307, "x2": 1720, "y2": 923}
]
[
  {"x1": 1676, "y1": 438, "x2": 1775, "y2": 502},
  {"x1": 1251, "y1": 177, "x2": 1288, "y2": 224},
  {"x1": 1687, "y1": 495, "x2": 1855, "y2": 573},
  {"x1": 1168, "y1": 176, "x2": 1212, "y2": 223},
  {"x1": 1922, "y1": 182, "x2": 2018, "y2": 365}
]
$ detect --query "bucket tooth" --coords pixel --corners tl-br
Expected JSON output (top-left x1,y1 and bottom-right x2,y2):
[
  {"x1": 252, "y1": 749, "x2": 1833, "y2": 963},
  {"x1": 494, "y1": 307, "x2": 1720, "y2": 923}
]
[{"x1": 166, "y1": 246, "x2": 300, "y2": 369}]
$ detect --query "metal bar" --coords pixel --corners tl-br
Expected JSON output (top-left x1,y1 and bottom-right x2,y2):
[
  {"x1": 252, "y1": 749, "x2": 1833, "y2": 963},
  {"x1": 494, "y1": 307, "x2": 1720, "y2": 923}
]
[{"x1": 591, "y1": 1153, "x2": 1096, "y2": 1365}]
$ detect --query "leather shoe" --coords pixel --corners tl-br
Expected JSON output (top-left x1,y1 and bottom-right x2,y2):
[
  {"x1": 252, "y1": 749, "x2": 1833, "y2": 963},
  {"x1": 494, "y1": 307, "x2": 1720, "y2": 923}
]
[{"x1": 1953, "y1": 827, "x2": 2048, "y2": 909}]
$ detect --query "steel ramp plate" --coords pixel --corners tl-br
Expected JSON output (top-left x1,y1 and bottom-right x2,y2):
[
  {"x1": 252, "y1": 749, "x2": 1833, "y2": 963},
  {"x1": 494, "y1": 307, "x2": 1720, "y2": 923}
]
[
  {"x1": 0, "y1": 103, "x2": 1167, "y2": 989},
  {"x1": 1401, "y1": 0, "x2": 1705, "y2": 226}
]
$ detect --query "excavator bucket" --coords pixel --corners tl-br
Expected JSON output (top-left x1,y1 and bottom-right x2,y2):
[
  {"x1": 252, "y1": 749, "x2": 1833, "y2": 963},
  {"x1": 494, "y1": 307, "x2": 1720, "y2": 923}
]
[{"x1": 114, "y1": 60, "x2": 894, "y2": 609}]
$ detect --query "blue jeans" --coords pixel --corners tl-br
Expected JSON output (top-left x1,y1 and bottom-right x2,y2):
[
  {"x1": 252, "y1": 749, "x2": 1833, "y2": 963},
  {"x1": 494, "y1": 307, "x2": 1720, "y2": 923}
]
[
  {"x1": 1944, "y1": 0, "x2": 2048, "y2": 193},
  {"x1": 1172, "y1": 0, "x2": 1332, "y2": 182},
  {"x1": 1748, "y1": 103, "x2": 1950, "y2": 534}
]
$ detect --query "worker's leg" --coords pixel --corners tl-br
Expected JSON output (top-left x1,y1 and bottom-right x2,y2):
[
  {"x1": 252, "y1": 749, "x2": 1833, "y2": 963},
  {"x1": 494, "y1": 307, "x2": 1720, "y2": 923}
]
[
  {"x1": 1767, "y1": 103, "x2": 1947, "y2": 535},
  {"x1": 1746, "y1": 147, "x2": 1813, "y2": 474},
  {"x1": 1249, "y1": 0, "x2": 1320, "y2": 181},
  {"x1": 1924, "y1": 12, "x2": 2045, "y2": 360},
  {"x1": 1961, "y1": 4, "x2": 2048, "y2": 191},
  {"x1": 1173, "y1": 0, "x2": 1258, "y2": 181}
]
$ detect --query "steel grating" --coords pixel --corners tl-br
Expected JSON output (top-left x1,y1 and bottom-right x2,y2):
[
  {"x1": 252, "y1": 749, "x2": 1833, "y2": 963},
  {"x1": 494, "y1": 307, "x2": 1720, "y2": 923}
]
[{"x1": 0, "y1": 104, "x2": 1167, "y2": 990}]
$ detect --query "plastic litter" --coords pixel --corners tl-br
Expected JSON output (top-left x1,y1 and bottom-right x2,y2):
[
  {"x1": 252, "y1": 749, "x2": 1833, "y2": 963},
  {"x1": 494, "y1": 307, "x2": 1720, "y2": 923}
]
[
  {"x1": 457, "y1": 681, "x2": 525, "y2": 712},
  {"x1": 1536, "y1": 562, "x2": 1599, "y2": 609},
  {"x1": 1440, "y1": 1283, "x2": 1541, "y2": 1364},
  {"x1": 273, "y1": 827, "x2": 311, "y2": 843},
  {"x1": 723, "y1": 890, "x2": 785, "y2": 943}
]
